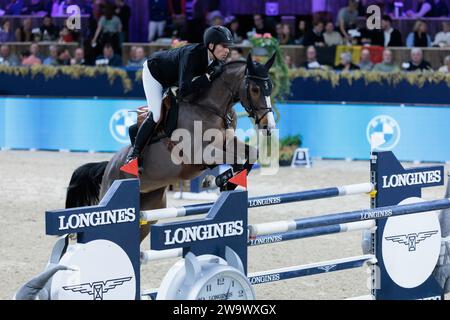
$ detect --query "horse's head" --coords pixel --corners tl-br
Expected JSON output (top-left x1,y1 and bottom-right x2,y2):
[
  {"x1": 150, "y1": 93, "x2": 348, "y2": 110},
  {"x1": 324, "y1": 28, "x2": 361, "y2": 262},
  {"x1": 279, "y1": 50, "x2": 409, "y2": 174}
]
[{"x1": 240, "y1": 53, "x2": 277, "y2": 131}]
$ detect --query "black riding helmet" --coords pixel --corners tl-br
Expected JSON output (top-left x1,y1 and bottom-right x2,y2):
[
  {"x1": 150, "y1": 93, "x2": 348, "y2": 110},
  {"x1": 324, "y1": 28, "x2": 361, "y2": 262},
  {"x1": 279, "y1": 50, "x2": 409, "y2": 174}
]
[{"x1": 203, "y1": 26, "x2": 234, "y2": 60}]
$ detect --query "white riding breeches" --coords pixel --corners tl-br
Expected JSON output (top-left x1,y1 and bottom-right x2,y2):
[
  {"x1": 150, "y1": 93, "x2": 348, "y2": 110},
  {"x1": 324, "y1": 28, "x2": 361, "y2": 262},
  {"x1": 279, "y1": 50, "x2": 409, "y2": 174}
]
[{"x1": 142, "y1": 61, "x2": 163, "y2": 122}]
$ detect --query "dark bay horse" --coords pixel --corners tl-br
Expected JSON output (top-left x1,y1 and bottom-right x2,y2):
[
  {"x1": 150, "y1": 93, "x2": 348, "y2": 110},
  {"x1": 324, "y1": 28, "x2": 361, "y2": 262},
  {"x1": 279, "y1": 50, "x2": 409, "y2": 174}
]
[{"x1": 65, "y1": 53, "x2": 277, "y2": 240}]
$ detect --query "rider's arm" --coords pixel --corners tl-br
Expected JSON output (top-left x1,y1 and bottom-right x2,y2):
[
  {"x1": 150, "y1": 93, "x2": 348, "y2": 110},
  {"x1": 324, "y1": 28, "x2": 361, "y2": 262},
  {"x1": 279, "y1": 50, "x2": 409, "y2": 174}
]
[{"x1": 178, "y1": 51, "x2": 211, "y2": 97}]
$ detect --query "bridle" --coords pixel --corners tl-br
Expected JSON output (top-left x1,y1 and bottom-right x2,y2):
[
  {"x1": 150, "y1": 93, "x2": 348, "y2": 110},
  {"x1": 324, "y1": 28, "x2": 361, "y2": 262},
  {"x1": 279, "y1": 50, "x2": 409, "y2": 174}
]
[
  {"x1": 242, "y1": 69, "x2": 273, "y2": 125},
  {"x1": 180, "y1": 64, "x2": 273, "y2": 128}
]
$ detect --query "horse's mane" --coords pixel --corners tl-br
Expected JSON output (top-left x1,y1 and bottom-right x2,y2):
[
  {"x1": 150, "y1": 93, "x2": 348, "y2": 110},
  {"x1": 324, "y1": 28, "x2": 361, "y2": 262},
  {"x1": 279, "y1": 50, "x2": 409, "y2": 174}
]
[
  {"x1": 224, "y1": 60, "x2": 246, "y2": 67},
  {"x1": 223, "y1": 60, "x2": 246, "y2": 73}
]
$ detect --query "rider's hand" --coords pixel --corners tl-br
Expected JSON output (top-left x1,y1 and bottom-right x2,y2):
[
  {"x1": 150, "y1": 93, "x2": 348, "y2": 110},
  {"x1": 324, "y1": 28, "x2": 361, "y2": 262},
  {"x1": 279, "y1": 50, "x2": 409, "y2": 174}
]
[{"x1": 207, "y1": 61, "x2": 223, "y2": 81}]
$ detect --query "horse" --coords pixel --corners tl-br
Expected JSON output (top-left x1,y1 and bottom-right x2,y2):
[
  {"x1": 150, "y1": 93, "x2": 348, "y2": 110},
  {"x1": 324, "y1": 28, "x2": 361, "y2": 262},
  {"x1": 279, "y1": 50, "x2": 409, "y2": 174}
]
[{"x1": 65, "y1": 53, "x2": 277, "y2": 241}]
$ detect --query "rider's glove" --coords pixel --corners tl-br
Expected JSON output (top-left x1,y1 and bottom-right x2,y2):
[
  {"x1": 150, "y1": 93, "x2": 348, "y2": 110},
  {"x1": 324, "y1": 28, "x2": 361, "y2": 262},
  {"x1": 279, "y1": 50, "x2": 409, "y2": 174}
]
[{"x1": 207, "y1": 61, "x2": 223, "y2": 82}]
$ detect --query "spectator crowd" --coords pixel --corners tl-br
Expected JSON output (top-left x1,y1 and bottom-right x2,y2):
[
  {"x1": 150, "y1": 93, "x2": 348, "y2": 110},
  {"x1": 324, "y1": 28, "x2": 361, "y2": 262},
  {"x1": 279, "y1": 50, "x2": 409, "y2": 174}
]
[{"x1": 0, "y1": 0, "x2": 449, "y2": 73}]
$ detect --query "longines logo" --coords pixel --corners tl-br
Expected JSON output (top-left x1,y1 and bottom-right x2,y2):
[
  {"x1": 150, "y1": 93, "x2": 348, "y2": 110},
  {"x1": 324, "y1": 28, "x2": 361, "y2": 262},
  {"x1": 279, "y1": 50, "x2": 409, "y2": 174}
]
[
  {"x1": 385, "y1": 230, "x2": 438, "y2": 251},
  {"x1": 164, "y1": 220, "x2": 244, "y2": 245},
  {"x1": 381, "y1": 171, "x2": 442, "y2": 189},
  {"x1": 58, "y1": 208, "x2": 136, "y2": 231},
  {"x1": 62, "y1": 277, "x2": 132, "y2": 300},
  {"x1": 317, "y1": 265, "x2": 337, "y2": 273}
]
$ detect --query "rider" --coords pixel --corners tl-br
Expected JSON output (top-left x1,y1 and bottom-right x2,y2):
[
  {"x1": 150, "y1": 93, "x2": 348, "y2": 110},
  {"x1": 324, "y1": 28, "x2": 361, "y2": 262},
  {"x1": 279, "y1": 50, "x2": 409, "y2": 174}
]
[{"x1": 124, "y1": 25, "x2": 234, "y2": 165}]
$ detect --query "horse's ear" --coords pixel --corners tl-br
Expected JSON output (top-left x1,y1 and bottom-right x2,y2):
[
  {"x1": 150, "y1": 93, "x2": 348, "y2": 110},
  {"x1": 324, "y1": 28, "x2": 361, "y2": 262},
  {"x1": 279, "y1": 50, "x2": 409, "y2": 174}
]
[
  {"x1": 265, "y1": 52, "x2": 276, "y2": 71},
  {"x1": 246, "y1": 53, "x2": 255, "y2": 74}
]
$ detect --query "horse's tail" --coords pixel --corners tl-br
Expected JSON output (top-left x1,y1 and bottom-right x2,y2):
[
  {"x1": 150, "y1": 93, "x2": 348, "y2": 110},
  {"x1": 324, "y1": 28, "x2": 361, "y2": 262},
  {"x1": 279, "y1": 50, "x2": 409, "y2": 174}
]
[{"x1": 65, "y1": 161, "x2": 109, "y2": 209}]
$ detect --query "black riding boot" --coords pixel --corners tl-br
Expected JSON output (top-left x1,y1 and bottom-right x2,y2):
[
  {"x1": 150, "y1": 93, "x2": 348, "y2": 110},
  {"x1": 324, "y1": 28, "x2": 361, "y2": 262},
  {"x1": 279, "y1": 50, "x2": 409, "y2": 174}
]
[{"x1": 125, "y1": 113, "x2": 157, "y2": 164}]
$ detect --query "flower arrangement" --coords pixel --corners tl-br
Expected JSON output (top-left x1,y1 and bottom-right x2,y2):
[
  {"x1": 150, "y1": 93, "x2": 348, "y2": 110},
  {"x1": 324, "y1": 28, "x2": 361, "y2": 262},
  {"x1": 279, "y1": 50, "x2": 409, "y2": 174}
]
[{"x1": 171, "y1": 39, "x2": 188, "y2": 49}]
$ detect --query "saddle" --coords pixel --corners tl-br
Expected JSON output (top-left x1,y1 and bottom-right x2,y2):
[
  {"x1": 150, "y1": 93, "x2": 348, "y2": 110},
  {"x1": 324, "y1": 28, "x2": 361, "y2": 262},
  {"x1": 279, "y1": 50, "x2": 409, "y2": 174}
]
[{"x1": 133, "y1": 87, "x2": 179, "y2": 146}]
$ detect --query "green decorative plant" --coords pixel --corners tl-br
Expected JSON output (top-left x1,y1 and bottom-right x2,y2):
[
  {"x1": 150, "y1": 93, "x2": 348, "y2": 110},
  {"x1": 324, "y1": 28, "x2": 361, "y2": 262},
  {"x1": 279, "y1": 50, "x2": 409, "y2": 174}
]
[
  {"x1": 288, "y1": 69, "x2": 450, "y2": 88},
  {"x1": 278, "y1": 134, "x2": 302, "y2": 166},
  {"x1": 0, "y1": 65, "x2": 133, "y2": 93},
  {"x1": 248, "y1": 33, "x2": 290, "y2": 122}
]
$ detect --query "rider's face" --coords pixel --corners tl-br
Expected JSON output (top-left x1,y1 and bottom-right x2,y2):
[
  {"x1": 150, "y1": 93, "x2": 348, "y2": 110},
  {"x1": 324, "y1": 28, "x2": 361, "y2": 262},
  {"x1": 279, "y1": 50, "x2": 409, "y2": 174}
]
[{"x1": 213, "y1": 43, "x2": 230, "y2": 61}]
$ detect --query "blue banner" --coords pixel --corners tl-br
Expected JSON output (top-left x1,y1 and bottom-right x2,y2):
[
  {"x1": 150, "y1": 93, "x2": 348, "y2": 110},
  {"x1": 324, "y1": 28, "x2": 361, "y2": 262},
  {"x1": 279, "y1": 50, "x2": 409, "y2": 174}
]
[
  {"x1": 236, "y1": 103, "x2": 450, "y2": 163},
  {"x1": 0, "y1": 97, "x2": 143, "y2": 152},
  {"x1": 1, "y1": 97, "x2": 449, "y2": 162}
]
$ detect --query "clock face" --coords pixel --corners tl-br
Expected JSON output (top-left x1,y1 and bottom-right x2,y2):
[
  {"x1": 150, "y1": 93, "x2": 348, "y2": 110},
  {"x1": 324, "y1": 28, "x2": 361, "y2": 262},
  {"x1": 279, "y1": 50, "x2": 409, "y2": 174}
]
[{"x1": 196, "y1": 270, "x2": 255, "y2": 300}]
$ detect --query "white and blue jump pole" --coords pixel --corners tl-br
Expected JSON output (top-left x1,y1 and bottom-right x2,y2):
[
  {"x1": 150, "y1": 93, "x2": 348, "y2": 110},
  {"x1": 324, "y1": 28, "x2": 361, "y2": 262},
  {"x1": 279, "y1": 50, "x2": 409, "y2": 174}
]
[{"x1": 42, "y1": 151, "x2": 448, "y2": 300}]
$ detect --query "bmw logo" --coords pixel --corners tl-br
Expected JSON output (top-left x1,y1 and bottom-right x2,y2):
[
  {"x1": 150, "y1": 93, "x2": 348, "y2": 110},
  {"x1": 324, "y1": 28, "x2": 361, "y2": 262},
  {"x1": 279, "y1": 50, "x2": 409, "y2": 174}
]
[
  {"x1": 109, "y1": 109, "x2": 137, "y2": 144},
  {"x1": 366, "y1": 115, "x2": 401, "y2": 151}
]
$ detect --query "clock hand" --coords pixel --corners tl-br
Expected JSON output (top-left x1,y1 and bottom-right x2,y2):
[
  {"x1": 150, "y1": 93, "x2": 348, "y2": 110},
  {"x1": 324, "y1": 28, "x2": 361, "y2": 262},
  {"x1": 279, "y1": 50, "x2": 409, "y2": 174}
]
[{"x1": 225, "y1": 280, "x2": 232, "y2": 300}]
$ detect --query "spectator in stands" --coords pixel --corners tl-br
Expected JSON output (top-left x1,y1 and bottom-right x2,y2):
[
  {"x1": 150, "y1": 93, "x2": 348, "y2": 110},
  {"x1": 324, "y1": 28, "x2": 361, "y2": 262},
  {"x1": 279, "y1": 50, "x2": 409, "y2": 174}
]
[
  {"x1": 27, "y1": 0, "x2": 48, "y2": 16},
  {"x1": 55, "y1": 47, "x2": 71, "y2": 66},
  {"x1": 284, "y1": 55, "x2": 296, "y2": 69},
  {"x1": 127, "y1": 46, "x2": 146, "y2": 67},
  {"x1": 402, "y1": 47, "x2": 433, "y2": 71},
  {"x1": 275, "y1": 23, "x2": 283, "y2": 42},
  {"x1": 95, "y1": 43, "x2": 122, "y2": 67},
  {"x1": 356, "y1": 17, "x2": 379, "y2": 46},
  {"x1": 380, "y1": 15, "x2": 402, "y2": 47},
  {"x1": 6, "y1": 0, "x2": 24, "y2": 15},
  {"x1": 373, "y1": 49, "x2": 400, "y2": 72},
  {"x1": 92, "y1": 4, "x2": 123, "y2": 55},
  {"x1": 303, "y1": 21, "x2": 325, "y2": 47},
  {"x1": 0, "y1": 45, "x2": 19, "y2": 66},
  {"x1": 208, "y1": 12, "x2": 224, "y2": 27},
  {"x1": 359, "y1": 48, "x2": 373, "y2": 71},
  {"x1": 71, "y1": 47, "x2": 86, "y2": 65},
  {"x1": 431, "y1": 0, "x2": 449, "y2": 17},
  {"x1": 279, "y1": 24, "x2": 295, "y2": 45},
  {"x1": 229, "y1": 47, "x2": 244, "y2": 62},
  {"x1": 15, "y1": 18, "x2": 34, "y2": 42},
  {"x1": 438, "y1": 55, "x2": 450, "y2": 73},
  {"x1": 43, "y1": 45, "x2": 58, "y2": 65},
  {"x1": 433, "y1": 21, "x2": 450, "y2": 47},
  {"x1": 406, "y1": 20, "x2": 432, "y2": 48},
  {"x1": 40, "y1": 15, "x2": 60, "y2": 41},
  {"x1": 301, "y1": 46, "x2": 325, "y2": 70},
  {"x1": 312, "y1": 0, "x2": 333, "y2": 22},
  {"x1": 128, "y1": 45, "x2": 137, "y2": 64},
  {"x1": 323, "y1": 21, "x2": 343, "y2": 46},
  {"x1": 294, "y1": 19, "x2": 307, "y2": 45},
  {"x1": 30, "y1": 43, "x2": 44, "y2": 61},
  {"x1": 148, "y1": 0, "x2": 168, "y2": 42},
  {"x1": 384, "y1": 0, "x2": 396, "y2": 15},
  {"x1": 406, "y1": 0, "x2": 448, "y2": 18},
  {"x1": 227, "y1": 18, "x2": 242, "y2": 44},
  {"x1": 58, "y1": 26, "x2": 75, "y2": 43},
  {"x1": 48, "y1": 0, "x2": 65, "y2": 16},
  {"x1": 21, "y1": 49, "x2": 41, "y2": 66},
  {"x1": 167, "y1": 0, "x2": 186, "y2": 40},
  {"x1": 335, "y1": 52, "x2": 360, "y2": 72},
  {"x1": 115, "y1": 0, "x2": 131, "y2": 42},
  {"x1": 0, "y1": 20, "x2": 15, "y2": 43},
  {"x1": 252, "y1": 14, "x2": 274, "y2": 36},
  {"x1": 337, "y1": 0, "x2": 359, "y2": 41}
]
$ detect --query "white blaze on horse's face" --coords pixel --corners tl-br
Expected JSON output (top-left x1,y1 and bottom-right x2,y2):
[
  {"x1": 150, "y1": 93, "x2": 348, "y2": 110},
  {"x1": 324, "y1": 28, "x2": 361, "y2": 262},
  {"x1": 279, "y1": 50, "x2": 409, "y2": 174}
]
[{"x1": 265, "y1": 96, "x2": 276, "y2": 130}]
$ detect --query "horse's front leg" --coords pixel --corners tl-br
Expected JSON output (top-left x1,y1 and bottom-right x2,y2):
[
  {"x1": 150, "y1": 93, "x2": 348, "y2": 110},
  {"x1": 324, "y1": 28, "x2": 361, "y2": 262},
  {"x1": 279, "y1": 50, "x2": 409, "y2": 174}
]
[{"x1": 215, "y1": 136, "x2": 258, "y2": 190}]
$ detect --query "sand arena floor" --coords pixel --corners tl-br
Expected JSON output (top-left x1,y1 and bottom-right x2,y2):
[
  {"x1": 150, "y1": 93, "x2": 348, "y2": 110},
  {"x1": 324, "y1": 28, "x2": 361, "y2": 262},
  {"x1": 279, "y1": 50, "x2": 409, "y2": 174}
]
[{"x1": 0, "y1": 150, "x2": 448, "y2": 300}]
